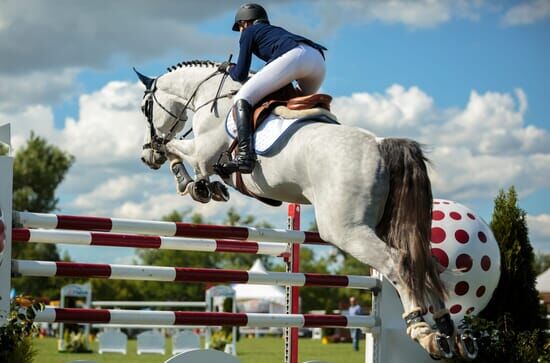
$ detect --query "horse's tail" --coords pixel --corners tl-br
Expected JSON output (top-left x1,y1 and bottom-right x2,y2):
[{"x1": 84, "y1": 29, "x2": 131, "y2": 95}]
[{"x1": 376, "y1": 138, "x2": 446, "y2": 307}]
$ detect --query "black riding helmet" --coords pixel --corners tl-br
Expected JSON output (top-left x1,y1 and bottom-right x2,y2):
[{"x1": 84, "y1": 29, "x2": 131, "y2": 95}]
[{"x1": 232, "y1": 3, "x2": 269, "y2": 31}]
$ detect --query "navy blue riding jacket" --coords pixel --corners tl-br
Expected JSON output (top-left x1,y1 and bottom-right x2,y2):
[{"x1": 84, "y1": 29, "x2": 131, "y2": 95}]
[{"x1": 229, "y1": 22, "x2": 327, "y2": 83}]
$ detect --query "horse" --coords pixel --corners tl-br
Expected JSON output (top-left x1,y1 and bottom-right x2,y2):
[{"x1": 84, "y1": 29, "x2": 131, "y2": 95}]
[{"x1": 134, "y1": 60, "x2": 477, "y2": 360}]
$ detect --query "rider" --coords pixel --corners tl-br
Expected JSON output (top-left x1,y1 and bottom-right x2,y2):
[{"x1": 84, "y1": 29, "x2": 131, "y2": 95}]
[{"x1": 218, "y1": 3, "x2": 327, "y2": 175}]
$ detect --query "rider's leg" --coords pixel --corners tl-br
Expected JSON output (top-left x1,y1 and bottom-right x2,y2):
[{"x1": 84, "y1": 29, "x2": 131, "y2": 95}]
[
  {"x1": 295, "y1": 45, "x2": 326, "y2": 95},
  {"x1": 221, "y1": 98, "x2": 256, "y2": 174},
  {"x1": 221, "y1": 45, "x2": 319, "y2": 175}
]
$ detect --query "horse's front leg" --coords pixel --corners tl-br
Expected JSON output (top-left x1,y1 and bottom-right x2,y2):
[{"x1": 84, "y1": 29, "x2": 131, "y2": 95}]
[{"x1": 165, "y1": 139, "x2": 203, "y2": 201}]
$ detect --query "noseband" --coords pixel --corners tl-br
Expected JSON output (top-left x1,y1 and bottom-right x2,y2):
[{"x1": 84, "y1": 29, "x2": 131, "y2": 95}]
[{"x1": 141, "y1": 68, "x2": 236, "y2": 156}]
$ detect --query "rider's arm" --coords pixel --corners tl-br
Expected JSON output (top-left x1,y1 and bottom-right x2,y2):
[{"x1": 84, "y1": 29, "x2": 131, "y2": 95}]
[{"x1": 229, "y1": 27, "x2": 255, "y2": 83}]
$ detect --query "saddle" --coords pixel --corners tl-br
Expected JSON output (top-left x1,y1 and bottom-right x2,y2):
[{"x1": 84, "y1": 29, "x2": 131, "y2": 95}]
[
  {"x1": 232, "y1": 84, "x2": 334, "y2": 207},
  {"x1": 252, "y1": 84, "x2": 333, "y2": 130}
]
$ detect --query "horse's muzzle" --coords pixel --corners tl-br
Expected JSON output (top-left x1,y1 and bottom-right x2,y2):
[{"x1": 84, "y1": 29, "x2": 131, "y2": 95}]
[{"x1": 141, "y1": 149, "x2": 167, "y2": 170}]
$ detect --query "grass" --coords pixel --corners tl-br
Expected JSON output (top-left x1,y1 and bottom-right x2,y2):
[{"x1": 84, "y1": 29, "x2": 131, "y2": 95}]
[{"x1": 32, "y1": 336, "x2": 366, "y2": 363}]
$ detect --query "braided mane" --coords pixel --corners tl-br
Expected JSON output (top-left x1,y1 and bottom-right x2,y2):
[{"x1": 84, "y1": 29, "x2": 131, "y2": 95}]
[{"x1": 167, "y1": 60, "x2": 217, "y2": 72}]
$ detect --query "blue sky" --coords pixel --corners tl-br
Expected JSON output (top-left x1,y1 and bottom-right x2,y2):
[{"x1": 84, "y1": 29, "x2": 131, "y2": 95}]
[{"x1": 1, "y1": 1, "x2": 549, "y2": 263}]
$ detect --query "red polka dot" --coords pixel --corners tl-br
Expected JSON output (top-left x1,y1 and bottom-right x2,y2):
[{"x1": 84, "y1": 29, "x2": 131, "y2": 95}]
[
  {"x1": 456, "y1": 254, "x2": 473, "y2": 272},
  {"x1": 432, "y1": 210, "x2": 445, "y2": 220},
  {"x1": 481, "y1": 256, "x2": 491, "y2": 271},
  {"x1": 431, "y1": 227, "x2": 446, "y2": 243},
  {"x1": 466, "y1": 307, "x2": 475, "y2": 314},
  {"x1": 450, "y1": 212, "x2": 462, "y2": 220},
  {"x1": 450, "y1": 304, "x2": 462, "y2": 314},
  {"x1": 455, "y1": 281, "x2": 469, "y2": 296},
  {"x1": 434, "y1": 201, "x2": 440, "y2": 205},
  {"x1": 443, "y1": 201, "x2": 450, "y2": 205},
  {"x1": 432, "y1": 248, "x2": 449, "y2": 268},
  {"x1": 455, "y1": 229, "x2": 470, "y2": 244},
  {"x1": 478, "y1": 231, "x2": 487, "y2": 243},
  {"x1": 467, "y1": 213, "x2": 476, "y2": 220},
  {"x1": 476, "y1": 286, "x2": 486, "y2": 297}
]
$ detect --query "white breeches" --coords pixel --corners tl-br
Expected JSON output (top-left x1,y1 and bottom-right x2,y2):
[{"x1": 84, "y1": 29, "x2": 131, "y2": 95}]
[{"x1": 235, "y1": 44, "x2": 326, "y2": 106}]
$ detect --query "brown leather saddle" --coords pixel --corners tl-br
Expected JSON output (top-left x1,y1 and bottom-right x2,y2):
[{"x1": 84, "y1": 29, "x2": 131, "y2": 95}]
[
  {"x1": 252, "y1": 85, "x2": 332, "y2": 130},
  {"x1": 232, "y1": 84, "x2": 333, "y2": 207}
]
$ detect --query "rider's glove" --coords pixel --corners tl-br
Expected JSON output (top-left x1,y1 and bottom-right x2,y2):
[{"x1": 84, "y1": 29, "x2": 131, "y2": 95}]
[{"x1": 218, "y1": 61, "x2": 234, "y2": 74}]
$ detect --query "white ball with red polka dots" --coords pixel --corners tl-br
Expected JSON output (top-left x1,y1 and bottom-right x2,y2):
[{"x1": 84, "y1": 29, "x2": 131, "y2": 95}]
[{"x1": 427, "y1": 199, "x2": 500, "y2": 324}]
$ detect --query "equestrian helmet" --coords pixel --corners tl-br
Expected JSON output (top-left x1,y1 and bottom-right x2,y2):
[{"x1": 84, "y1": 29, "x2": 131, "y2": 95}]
[{"x1": 232, "y1": 3, "x2": 269, "y2": 31}]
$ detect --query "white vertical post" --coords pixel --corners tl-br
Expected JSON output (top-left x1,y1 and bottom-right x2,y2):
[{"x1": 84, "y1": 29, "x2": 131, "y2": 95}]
[
  {"x1": 0, "y1": 123, "x2": 13, "y2": 327},
  {"x1": 366, "y1": 270, "x2": 433, "y2": 363},
  {"x1": 58, "y1": 283, "x2": 92, "y2": 351}
]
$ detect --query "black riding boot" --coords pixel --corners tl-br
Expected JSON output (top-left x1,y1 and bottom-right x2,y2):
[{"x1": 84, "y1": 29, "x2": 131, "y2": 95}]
[{"x1": 222, "y1": 99, "x2": 256, "y2": 174}]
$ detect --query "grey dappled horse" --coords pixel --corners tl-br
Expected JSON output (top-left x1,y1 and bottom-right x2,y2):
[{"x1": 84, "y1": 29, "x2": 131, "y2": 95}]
[{"x1": 134, "y1": 60, "x2": 477, "y2": 360}]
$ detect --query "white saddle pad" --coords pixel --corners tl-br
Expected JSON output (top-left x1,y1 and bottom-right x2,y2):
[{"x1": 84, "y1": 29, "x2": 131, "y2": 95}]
[{"x1": 225, "y1": 110, "x2": 338, "y2": 156}]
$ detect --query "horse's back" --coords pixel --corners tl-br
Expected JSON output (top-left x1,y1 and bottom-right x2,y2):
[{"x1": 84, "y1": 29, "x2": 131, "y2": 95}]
[{"x1": 253, "y1": 123, "x2": 388, "y2": 229}]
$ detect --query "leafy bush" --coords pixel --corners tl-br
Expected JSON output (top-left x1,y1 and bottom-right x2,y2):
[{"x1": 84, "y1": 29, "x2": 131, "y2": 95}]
[
  {"x1": 457, "y1": 315, "x2": 550, "y2": 363},
  {"x1": 0, "y1": 296, "x2": 43, "y2": 363}
]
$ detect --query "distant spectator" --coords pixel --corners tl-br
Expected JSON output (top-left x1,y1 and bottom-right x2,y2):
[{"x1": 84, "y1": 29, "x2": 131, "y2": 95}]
[{"x1": 348, "y1": 296, "x2": 362, "y2": 351}]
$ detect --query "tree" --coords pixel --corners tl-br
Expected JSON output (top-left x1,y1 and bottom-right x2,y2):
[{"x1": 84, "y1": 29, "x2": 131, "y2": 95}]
[
  {"x1": 481, "y1": 187, "x2": 543, "y2": 332},
  {"x1": 220, "y1": 207, "x2": 276, "y2": 270},
  {"x1": 135, "y1": 209, "x2": 221, "y2": 302},
  {"x1": 2, "y1": 133, "x2": 74, "y2": 298}
]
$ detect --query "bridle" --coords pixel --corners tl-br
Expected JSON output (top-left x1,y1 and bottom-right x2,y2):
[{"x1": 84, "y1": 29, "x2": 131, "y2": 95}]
[{"x1": 141, "y1": 67, "x2": 236, "y2": 156}]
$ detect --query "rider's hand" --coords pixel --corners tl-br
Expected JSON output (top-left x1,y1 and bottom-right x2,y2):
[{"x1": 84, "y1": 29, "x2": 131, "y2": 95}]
[{"x1": 218, "y1": 61, "x2": 234, "y2": 74}]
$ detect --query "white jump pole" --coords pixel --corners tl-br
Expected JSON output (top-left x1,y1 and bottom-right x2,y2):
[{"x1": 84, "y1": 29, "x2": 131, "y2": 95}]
[{"x1": 0, "y1": 123, "x2": 12, "y2": 327}]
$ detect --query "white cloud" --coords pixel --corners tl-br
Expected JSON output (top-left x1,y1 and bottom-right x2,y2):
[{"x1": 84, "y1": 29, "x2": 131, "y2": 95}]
[
  {"x1": 527, "y1": 214, "x2": 550, "y2": 252},
  {"x1": 431, "y1": 89, "x2": 550, "y2": 155},
  {"x1": 62, "y1": 81, "x2": 145, "y2": 165},
  {"x1": 1, "y1": 104, "x2": 60, "y2": 149},
  {"x1": 310, "y1": 0, "x2": 486, "y2": 31},
  {"x1": 502, "y1": 0, "x2": 550, "y2": 26},
  {"x1": 332, "y1": 86, "x2": 550, "y2": 202},
  {"x1": 3, "y1": 80, "x2": 147, "y2": 164},
  {"x1": 0, "y1": 69, "x2": 79, "y2": 111},
  {"x1": 332, "y1": 84, "x2": 435, "y2": 136}
]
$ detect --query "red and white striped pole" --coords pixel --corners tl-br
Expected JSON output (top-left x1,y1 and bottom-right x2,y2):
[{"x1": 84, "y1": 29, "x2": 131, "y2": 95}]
[
  {"x1": 12, "y1": 259, "x2": 378, "y2": 289},
  {"x1": 285, "y1": 203, "x2": 301, "y2": 363},
  {"x1": 34, "y1": 307, "x2": 377, "y2": 329}
]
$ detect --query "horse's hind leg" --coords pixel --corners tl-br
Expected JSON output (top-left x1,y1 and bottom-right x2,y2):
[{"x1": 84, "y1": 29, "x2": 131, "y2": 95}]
[{"x1": 320, "y1": 224, "x2": 454, "y2": 359}]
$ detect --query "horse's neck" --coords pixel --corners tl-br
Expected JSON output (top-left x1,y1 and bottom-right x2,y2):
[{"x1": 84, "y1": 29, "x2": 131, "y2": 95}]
[
  {"x1": 157, "y1": 66, "x2": 240, "y2": 111},
  {"x1": 160, "y1": 67, "x2": 236, "y2": 152}
]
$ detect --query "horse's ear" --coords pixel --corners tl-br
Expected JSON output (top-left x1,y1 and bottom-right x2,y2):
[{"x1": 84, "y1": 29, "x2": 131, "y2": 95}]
[{"x1": 133, "y1": 67, "x2": 155, "y2": 90}]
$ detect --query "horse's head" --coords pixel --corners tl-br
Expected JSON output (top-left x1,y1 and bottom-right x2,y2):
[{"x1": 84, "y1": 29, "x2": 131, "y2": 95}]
[{"x1": 134, "y1": 67, "x2": 188, "y2": 169}]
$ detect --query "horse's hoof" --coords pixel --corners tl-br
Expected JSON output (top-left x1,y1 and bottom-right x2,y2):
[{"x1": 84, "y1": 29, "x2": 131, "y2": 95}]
[
  {"x1": 456, "y1": 330, "x2": 478, "y2": 360},
  {"x1": 434, "y1": 312, "x2": 456, "y2": 337},
  {"x1": 435, "y1": 333, "x2": 454, "y2": 359},
  {"x1": 209, "y1": 181, "x2": 230, "y2": 202},
  {"x1": 189, "y1": 180, "x2": 211, "y2": 203}
]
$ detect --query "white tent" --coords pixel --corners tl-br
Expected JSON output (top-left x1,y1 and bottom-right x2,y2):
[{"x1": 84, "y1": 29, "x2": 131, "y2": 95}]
[
  {"x1": 233, "y1": 259, "x2": 286, "y2": 313},
  {"x1": 537, "y1": 268, "x2": 550, "y2": 293}
]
